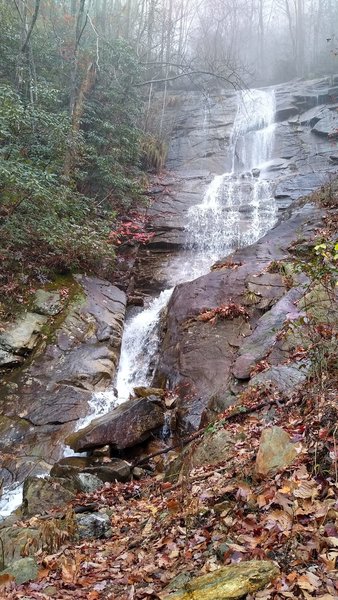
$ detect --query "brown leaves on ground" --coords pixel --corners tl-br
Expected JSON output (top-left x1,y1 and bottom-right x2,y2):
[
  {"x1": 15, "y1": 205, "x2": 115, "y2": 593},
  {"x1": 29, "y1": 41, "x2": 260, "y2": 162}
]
[
  {"x1": 4, "y1": 380, "x2": 338, "y2": 600},
  {"x1": 197, "y1": 302, "x2": 249, "y2": 325}
]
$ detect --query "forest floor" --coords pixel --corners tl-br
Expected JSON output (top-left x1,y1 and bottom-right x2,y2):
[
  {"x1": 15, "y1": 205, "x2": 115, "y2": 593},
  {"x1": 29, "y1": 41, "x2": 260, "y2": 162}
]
[
  {"x1": 1, "y1": 186, "x2": 338, "y2": 600},
  {"x1": 2, "y1": 372, "x2": 337, "y2": 600}
]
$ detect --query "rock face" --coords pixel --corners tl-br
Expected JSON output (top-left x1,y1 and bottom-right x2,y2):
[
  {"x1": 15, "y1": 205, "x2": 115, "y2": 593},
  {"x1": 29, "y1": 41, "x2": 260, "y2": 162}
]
[
  {"x1": 66, "y1": 395, "x2": 165, "y2": 452},
  {"x1": 0, "y1": 276, "x2": 126, "y2": 494},
  {"x1": 255, "y1": 427, "x2": 297, "y2": 475},
  {"x1": 155, "y1": 203, "x2": 323, "y2": 431},
  {"x1": 142, "y1": 76, "x2": 337, "y2": 267},
  {"x1": 160, "y1": 560, "x2": 279, "y2": 599}
]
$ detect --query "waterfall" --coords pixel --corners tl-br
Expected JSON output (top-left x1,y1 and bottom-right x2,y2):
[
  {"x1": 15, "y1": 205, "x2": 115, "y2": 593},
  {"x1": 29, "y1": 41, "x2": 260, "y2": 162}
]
[
  {"x1": 116, "y1": 289, "x2": 172, "y2": 402},
  {"x1": 187, "y1": 88, "x2": 276, "y2": 264},
  {"x1": 0, "y1": 88, "x2": 277, "y2": 519},
  {"x1": 112, "y1": 88, "x2": 277, "y2": 403}
]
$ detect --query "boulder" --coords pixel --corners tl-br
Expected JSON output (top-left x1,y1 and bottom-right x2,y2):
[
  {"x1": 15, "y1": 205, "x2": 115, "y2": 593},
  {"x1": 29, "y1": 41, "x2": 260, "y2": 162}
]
[
  {"x1": 1, "y1": 557, "x2": 38, "y2": 585},
  {"x1": 256, "y1": 427, "x2": 297, "y2": 475},
  {"x1": 33, "y1": 289, "x2": 62, "y2": 316},
  {"x1": 73, "y1": 473, "x2": 103, "y2": 493},
  {"x1": 0, "y1": 312, "x2": 47, "y2": 355},
  {"x1": 76, "y1": 512, "x2": 111, "y2": 540},
  {"x1": 22, "y1": 476, "x2": 76, "y2": 517},
  {"x1": 51, "y1": 456, "x2": 131, "y2": 484},
  {"x1": 160, "y1": 560, "x2": 279, "y2": 599},
  {"x1": 66, "y1": 396, "x2": 164, "y2": 452},
  {"x1": 0, "y1": 526, "x2": 41, "y2": 565}
]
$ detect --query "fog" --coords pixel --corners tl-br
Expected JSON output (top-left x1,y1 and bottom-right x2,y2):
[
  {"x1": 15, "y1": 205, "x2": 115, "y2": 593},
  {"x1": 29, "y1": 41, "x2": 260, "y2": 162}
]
[{"x1": 84, "y1": 0, "x2": 338, "y2": 88}]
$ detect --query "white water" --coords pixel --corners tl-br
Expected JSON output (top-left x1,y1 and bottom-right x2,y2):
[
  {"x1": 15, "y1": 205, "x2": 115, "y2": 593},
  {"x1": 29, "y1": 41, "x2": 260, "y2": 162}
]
[
  {"x1": 0, "y1": 88, "x2": 277, "y2": 518},
  {"x1": 113, "y1": 88, "x2": 277, "y2": 402}
]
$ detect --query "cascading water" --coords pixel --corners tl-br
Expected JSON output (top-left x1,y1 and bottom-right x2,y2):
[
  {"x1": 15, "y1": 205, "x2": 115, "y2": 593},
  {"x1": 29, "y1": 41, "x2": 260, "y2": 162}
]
[
  {"x1": 186, "y1": 89, "x2": 276, "y2": 265},
  {"x1": 116, "y1": 289, "x2": 172, "y2": 402},
  {"x1": 112, "y1": 88, "x2": 277, "y2": 404}
]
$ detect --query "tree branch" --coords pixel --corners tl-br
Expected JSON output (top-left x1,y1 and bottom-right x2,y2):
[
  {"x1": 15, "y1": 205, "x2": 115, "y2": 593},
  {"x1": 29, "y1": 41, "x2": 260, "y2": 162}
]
[{"x1": 21, "y1": 0, "x2": 41, "y2": 53}]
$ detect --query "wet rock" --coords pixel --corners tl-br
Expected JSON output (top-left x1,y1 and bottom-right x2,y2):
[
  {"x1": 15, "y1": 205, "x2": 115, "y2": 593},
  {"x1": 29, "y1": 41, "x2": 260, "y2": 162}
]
[
  {"x1": 33, "y1": 290, "x2": 62, "y2": 316},
  {"x1": 22, "y1": 476, "x2": 76, "y2": 517},
  {"x1": 1, "y1": 557, "x2": 38, "y2": 585},
  {"x1": 76, "y1": 512, "x2": 111, "y2": 540},
  {"x1": 0, "y1": 312, "x2": 47, "y2": 355},
  {"x1": 298, "y1": 105, "x2": 326, "y2": 126},
  {"x1": 66, "y1": 396, "x2": 164, "y2": 452},
  {"x1": 156, "y1": 202, "x2": 324, "y2": 431},
  {"x1": 160, "y1": 560, "x2": 279, "y2": 599},
  {"x1": 0, "y1": 276, "x2": 127, "y2": 495},
  {"x1": 275, "y1": 104, "x2": 298, "y2": 121},
  {"x1": 256, "y1": 427, "x2": 297, "y2": 475}
]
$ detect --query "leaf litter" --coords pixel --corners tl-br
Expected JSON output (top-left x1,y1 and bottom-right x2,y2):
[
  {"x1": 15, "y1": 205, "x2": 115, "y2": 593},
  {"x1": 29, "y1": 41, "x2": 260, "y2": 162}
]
[{"x1": 2, "y1": 376, "x2": 338, "y2": 600}]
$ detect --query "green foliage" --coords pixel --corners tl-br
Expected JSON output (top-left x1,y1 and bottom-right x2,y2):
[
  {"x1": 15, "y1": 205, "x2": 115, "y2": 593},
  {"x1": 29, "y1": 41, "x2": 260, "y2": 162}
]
[{"x1": 0, "y1": 6, "x2": 148, "y2": 302}]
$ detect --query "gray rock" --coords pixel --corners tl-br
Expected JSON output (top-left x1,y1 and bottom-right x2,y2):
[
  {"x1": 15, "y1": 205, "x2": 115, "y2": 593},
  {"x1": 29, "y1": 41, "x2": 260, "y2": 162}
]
[
  {"x1": 0, "y1": 276, "x2": 127, "y2": 498},
  {"x1": 1, "y1": 557, "x2": 38, "y2": 585},
  {"x1": 76, "y1": 512, "x2": 111, "y2": 540},
  {"x1": 50, "y1": 456, "x2": 131, "y2": 484},
  {"x1": 312, "y1": 109, "x2": 338, "y2": 137},
  {"x1": 33, "y1": 289, "x2": 62, "y2": 316},
  {"x1": 0, "y1": 312, "x2": 48, "y2": 355},
  {"x1": 251, "y1": 363, "x2": 308, "y2": 394},
  {"x1": 74, "y1": 473, "x2": 103, "y2": 493}
]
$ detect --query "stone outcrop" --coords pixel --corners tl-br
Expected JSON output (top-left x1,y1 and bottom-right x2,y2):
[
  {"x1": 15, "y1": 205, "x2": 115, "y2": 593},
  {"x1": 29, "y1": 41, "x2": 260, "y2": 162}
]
[
  {"x1": 142, "y1": 76, "x2": 337, "y2": 265},
  {"x1": 155, "y1": 202, "x2": 324, "y2": 431},
  {"x1": 66, "y1": 395, "x2": 165, "y2": 452},
  {"x1": 256, "y1": 427, "x2": 298, "y2": 475},
  {"x1": 0, "y1": 275, "x2": 126, "y2": 494},
  {"x1": 161, "y1": 560, "x2": 279, "y2": 599}
]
